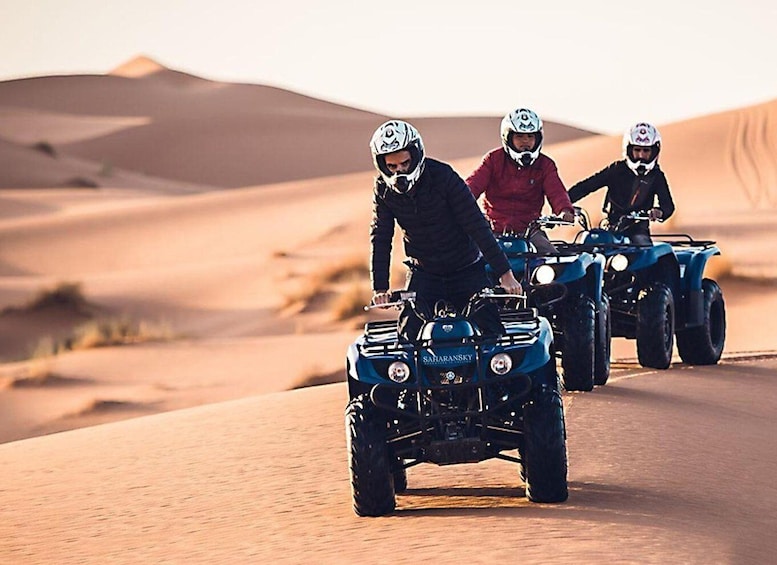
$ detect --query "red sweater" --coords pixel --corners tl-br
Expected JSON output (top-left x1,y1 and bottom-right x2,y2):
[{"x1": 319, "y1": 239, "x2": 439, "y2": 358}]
[{"x1": 466, "y1": 148, "x2": 574, "y2": 233}]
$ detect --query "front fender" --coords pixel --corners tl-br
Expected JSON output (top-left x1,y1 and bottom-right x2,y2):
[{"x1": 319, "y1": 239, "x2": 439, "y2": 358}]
[
  {"x1": 678, "y1": 246, "x2": 721, "y2": 292},
  {"x1": 629, "y1": 242, "x2": 674, "y2": 271}
]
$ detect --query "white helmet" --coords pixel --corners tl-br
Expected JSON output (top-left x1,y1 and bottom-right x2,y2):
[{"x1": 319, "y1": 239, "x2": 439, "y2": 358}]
[
  {"x1": 369, "y1": 120, "x2": 425, "y2": 194},
  {"x1": 623, "y1": 122, "x2": 662, "y2": 175},
  {"x1": 501, "y1": 108, "x2": 543, "y2": 167}
]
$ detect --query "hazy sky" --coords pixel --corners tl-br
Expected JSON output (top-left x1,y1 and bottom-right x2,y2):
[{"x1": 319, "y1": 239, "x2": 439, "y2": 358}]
[{"x1": 1, "y1": 0, "x2": 775, "y2": 133}]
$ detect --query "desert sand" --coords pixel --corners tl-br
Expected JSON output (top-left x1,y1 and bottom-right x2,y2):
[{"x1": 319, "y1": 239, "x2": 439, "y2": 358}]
[{"x1": 0, "y1": 58, "x2": 776, "y2": 563}]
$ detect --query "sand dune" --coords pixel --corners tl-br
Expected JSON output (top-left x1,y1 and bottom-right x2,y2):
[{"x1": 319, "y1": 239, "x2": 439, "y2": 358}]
[
  {"x1": 0, "y1": 106, "x2": 150, "y2": 145},
  {"x1": 550, "y1": 97, "x2": 777, "y2": 218},
  {"x1": 0, "y1": 136, "x2": 210, "y2": 192},
  {"x1": 0, "y1": 56, "x2": 597, "y2": 188},
  {"x1": 0, "y1": 59, "x2": 775, "y2": 561}
]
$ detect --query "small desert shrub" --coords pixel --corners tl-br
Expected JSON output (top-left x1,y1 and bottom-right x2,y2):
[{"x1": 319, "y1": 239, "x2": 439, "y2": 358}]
[
  {"x1": 30, "y1": 317, "x2": 175, "y2": 358},
  {"x1": 330, "y1": 280, "x2": 372, "y2": 321},
  {"x1": 25, "y1": 281, "x2": 88, "y2": 312},
  {"x1": 281, "y1": 278, "x2": 327, "y2": 310},
  {"x1": 317, "y1": 255, "x2": 369, "y2": 285},
  {"x1": 32, "y1": 141, "x2": 57, "y2": 158},
  {"x1": 98, "y1": 160, "x2": 114, "y2": 177},
  {"x1": 281, "y1": 255, "x2": 368, "y2": 310},
  {"x1": 64, "y1": 176, "x2": 99, "y2": 189},
  {"x1": 289, "y1": 366, "x2": 345, "y2": 389}
]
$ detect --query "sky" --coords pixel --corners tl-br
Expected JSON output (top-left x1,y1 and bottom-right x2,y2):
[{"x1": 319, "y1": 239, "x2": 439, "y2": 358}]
[{"x1": 1, "y1": 0, "x2": 776, "y2": 133}]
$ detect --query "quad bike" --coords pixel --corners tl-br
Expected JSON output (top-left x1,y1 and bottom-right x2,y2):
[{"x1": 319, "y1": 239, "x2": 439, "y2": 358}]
[
  {"x1": 488, "y1": 215, "x2": 610, "y2": 391},
  {"x1": 569, "y1": 208, "x2": 726, "y2": 369},
  {"x1": 345, "y1": 289, "x2": 568, "y2": 517}
]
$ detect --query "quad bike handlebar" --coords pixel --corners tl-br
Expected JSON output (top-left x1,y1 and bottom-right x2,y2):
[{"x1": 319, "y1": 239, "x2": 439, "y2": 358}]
[
  {"x1": 364, "y1": 290, "x2": 417, "y2": 311},
  {"x1": 365, "y1": 288, "x2": 527, "y2": 311},
  {"x1": 605, "y1": 209, "x2": 664, "y2": 232},
  {"x1": 533, "y1": 214, "x2": 576, "y2": 229},
  {"x1": 495, "y1": 211, "x2": 579, "y2": 239}
]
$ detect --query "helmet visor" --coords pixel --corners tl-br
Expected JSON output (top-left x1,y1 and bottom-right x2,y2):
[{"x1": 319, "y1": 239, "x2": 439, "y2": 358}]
[{"x1": 629, "y1": 145, "x2": 654, "y2": 163}]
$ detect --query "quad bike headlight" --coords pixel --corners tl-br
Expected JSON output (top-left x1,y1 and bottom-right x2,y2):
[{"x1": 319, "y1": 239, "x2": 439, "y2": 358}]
[
  {"x1": 387, "y1": 361, "x2": 411, "y2": 383},
  {"x1": 490, "y1": 353, "x2": 513, "y2": 375},
  {"x1": 532, "y1": 264, "x2": 556, "y2": 285},
  {"x1": 609, "y1": 254, "x2": 629, "y2": 272}
]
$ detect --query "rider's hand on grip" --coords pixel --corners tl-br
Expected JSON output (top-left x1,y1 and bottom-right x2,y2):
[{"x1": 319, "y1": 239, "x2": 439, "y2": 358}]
[
  {"x1": 498, "y1": 271, "x2": 523, "y2": 295},
  {"x1": 560, "y1": 209, "x2": 575, "y2": 223},
  {"x1": 371, "y1": 291, "x2": 391, "y2": 306},
  {"x1": 648, "y1": 208, "x2": 663, "y2": 222}
]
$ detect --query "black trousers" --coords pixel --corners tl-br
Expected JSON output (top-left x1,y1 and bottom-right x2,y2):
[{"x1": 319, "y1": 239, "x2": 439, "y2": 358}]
[
  {"x1": 621, "y1": 222, "x2": 653, "y2": 245},
  {"x1": 398, "y1": 258, "x2": 503, "y2": 341}
]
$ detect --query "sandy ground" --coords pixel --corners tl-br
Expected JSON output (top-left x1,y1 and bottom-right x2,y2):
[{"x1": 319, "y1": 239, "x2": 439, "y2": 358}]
[{"x1": 1, "y1": 357, "x2": 776, "y2": 564}]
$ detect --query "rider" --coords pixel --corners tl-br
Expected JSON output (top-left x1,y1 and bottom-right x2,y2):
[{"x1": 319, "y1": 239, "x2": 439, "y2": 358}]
[
  {"x1": 466, "y1": 107, "x2": 575, "y2": 253},
  {"x1": 369, "y1": 119, "x2": 522, "y2": 341},
  {"x1": 567, "y1": 122, "x2": 676, "y2": 245}
]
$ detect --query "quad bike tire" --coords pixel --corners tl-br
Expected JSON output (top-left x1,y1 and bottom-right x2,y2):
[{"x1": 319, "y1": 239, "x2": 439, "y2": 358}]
[
  {"x1": 676, "y1": 279, "x2": 726, "y2": 365},
  {"x1": 522, "y1": 388, "x2": 568, "y2": 503},
  {"x1": 636, "y1": 283, "x2": 675, "y2": 369},
  {"x1": 561, "y1": 294, "x2": 596, "y2": 392},
  {"x1": 345, "y1": 394, "x2": 396, "y2": 516},
  {"x1": 392, "y1": 461, "x2": 408, "y2": 494},
  {"x1": 594, "y1": 292, "x2": 612, "y2": 386}
]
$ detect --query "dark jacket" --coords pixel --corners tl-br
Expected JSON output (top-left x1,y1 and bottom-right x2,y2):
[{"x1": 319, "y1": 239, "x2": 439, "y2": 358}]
[
  {"x1": 370, "y1": 158, "x2": 512, "y2": 291},
  {"x1": 467, "y1": 149, "x2": 574, "y2": 233},
  {"x1": 567, "y1": 160, "x2": 675, "y2": 226}
]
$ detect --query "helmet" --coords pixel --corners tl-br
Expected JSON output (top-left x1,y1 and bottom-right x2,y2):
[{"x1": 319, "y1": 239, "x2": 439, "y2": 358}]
[
  {"x1": 369, "y1": 120, "x2": 425, "y2": 194},
  {"x1": 623, "y1": 122, "x2": 661, "y2": 175},
  {"x1": 500, "y1": 108, "x2": 543, "y2": 167}
]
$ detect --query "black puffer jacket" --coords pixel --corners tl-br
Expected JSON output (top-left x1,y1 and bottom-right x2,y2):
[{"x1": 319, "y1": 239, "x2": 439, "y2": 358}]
[
  {"x1": 568, "y1": 160, "x2": 675, "y2": 224},
  {"x1": 370, "y1": 158, "x2": 511, "y2": 291}
]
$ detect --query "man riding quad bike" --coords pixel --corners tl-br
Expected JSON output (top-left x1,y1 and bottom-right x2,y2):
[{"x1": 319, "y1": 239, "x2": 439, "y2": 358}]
[
  {"x1": 488, "y1": 214, "x2": 611, "y2": 392},
  {"x1": 569, "y1": 208, "x2": 726, "y2": 369},
  {"x1": 345, "y1": 289, "x2": 568, "y2": 517}
]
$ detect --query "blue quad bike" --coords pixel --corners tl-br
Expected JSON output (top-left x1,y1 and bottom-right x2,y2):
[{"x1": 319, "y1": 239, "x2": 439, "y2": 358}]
[
  {"x1": 345, "y1": 289, "x2": 568, "y2": 517},
  {"x1": 568, "y1": 209, "x2": 726, "y2": 369},
  {"x1": 488, "y1": 215, "x2": 610, "y2": 392}
]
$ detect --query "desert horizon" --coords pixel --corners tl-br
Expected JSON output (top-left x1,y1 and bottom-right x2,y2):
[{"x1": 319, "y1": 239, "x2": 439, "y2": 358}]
[{"x1": 1, "y1": 57, "x2": 776, "y2": 563}]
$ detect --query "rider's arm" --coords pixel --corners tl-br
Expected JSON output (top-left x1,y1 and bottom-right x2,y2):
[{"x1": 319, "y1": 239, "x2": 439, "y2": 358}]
[
  {"x1": 369, "y1": 189, "x2": 395, "y2": 293},
  {"x1": 567, "y1": 162, "x2": 617, "y2": 204},
  {"x1": 541, "y1": 157, "x2": 575, "y2": 218},
  {"x1": 653, "y1": 171, "x2": 675, "y2": 221},
  {"x1": 464, "y1": 150, "x2": 496, "y2": 201}
]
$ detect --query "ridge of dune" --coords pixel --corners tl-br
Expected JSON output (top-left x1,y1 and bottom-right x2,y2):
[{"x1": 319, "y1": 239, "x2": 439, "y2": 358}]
[
  {"x1": 0, "y1": 106, "x2": 150, "y2": 145},
  {"x1": 109, "y1": 55, "x2": 168, "y2": 77},
  {"x1": 0, "y1": 63, "x2": 599, "y2": 188},
  {"x1": 0, "y1": 136, "x2": 210, "y2": 193}
]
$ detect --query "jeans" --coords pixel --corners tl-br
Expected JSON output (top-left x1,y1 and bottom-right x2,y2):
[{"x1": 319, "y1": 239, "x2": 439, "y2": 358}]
[{"x1": 398, "y1": 258, "x2": 503, "y2": 341}]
